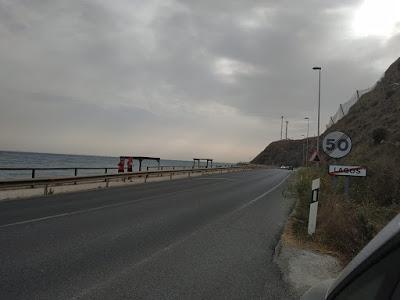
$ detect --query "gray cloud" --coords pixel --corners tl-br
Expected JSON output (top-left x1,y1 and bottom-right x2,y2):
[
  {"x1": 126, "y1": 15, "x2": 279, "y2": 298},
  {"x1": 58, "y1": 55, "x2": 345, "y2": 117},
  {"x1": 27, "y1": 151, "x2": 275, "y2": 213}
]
[{"x1": 0, "y1": 0, "x2": 399, "y2": 161}]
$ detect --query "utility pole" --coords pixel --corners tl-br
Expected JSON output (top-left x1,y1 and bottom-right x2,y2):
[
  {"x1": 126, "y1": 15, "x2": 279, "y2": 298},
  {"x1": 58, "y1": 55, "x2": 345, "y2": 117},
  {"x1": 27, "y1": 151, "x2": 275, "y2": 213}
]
[
  {"x1": 304, "y1": 117, "x2": 310, "y2": 167},
  {"x1": 312, "y1": 66, "x2": 322, "y2": 156},
  {"x1": 285, "y1": 120, "x2": 288, "y2": 140},
  {"x1": 280, "y1": 116, "x2": 284, "y2": 140},
  {"x1": 301, "y1": 134, "x2": 306, "y2": 166}
]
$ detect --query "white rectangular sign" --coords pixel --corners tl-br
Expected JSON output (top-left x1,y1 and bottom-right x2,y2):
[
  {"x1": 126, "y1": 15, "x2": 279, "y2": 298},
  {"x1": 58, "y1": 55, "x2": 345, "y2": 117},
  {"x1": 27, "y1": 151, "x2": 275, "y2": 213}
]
[
  {"x1": 329, "y1": 165, "x2": 367, "y2": 177},
  {"x1": 312, "y1": 178, "x2": 320, "y2": 190},
  {"x1": 308, "y1": 202, "x2": 318, "y2": 235},
  {"x1": 308, "y1": 178, "x2": 320, "y2": 235}
]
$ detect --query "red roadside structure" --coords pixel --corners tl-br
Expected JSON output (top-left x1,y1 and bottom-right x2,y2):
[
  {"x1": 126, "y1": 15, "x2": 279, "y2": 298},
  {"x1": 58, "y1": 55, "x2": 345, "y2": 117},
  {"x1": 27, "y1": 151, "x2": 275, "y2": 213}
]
[
  {"x1": 118, "y1": 158, "x2": 125, "y2": 173},
  {"x1": 127, "y1": 158, "x2": 133, "y2": 172},
  {"x1": 118, "y1": 156, "x2": 160, "y2": 172}
]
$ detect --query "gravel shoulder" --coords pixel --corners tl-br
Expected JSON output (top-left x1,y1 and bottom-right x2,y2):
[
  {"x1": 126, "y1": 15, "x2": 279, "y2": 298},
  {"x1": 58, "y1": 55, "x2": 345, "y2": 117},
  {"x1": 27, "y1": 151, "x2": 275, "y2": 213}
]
[{"x1": 273, "y1": 194, "x2": 343, "y2": 298}]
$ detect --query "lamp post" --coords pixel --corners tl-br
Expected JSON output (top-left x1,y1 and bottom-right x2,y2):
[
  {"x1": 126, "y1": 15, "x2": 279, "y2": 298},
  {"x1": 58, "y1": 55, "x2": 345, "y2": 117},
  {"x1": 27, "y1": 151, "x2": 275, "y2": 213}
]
[
  {"x1": 304, "y1": 117, "x2": 309, "y2": 167},
  {"x1": 312, "y1": 66, "x2": 322, "y2": 158},
  {"x1": 301, "y1": 134, "x2": 306, "y2": 166},
  {"x1": 285, "y1": 120, "x2": 289, "y2": 140}
]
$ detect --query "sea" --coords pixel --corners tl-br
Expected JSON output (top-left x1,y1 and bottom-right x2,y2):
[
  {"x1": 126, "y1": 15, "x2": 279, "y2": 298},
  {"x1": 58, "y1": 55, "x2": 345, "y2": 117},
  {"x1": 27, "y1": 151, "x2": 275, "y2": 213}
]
[{"x1": 0, "y1": 151, "x2": 228, "y2": 181}]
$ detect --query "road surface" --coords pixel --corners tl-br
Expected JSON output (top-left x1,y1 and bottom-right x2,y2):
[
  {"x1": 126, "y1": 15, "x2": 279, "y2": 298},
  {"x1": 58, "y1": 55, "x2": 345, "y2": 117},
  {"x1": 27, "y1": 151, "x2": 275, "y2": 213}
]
[{"x1": 0, "y1": 169, "x2": 295, "y2": 299}]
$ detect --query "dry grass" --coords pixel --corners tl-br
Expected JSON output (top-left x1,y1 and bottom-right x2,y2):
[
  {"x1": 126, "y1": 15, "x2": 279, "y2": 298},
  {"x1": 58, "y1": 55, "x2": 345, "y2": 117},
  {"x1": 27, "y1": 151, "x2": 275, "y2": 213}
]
[
  {"x1": 288, "y1": 167, "x2": 399, "y2": 263},
  {"x1": 282, "y1": 214, "x2": 344, "y2": 262}
]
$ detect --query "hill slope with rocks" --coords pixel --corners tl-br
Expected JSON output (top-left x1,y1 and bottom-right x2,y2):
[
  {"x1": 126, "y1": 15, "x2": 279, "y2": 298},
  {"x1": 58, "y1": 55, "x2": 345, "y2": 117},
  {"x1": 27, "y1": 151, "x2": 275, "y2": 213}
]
[
  {"x1": 258, "y1": 56, "x2": 400, "y2": 262},
  {"x1": 251, "y1": 138, "x2": 316, "y2": 167},
  {"x1": 252, "y1": 56, "x2": 400, "y2": 178},
  {"x1": 324, "y1": 56, "x2": 400, "y2": 205}
]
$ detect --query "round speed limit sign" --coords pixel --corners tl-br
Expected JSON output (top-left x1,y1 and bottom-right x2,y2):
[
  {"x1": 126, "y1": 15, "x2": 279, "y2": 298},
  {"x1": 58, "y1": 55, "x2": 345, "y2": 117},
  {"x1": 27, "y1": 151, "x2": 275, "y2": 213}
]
[{"x1": 322, "y1": 131, "x2": 352, "y2": 158}]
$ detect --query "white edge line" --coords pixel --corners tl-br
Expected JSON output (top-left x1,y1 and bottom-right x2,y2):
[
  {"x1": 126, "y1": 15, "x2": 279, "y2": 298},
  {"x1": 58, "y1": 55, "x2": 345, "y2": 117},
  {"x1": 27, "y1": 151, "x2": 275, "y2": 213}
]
[
  {"x1": 0, "y1": 184, "x2": 206, "y2": 229},
  {"x1": 0, "y1": 199, "x2": 140, "y2": 229},
  {"x1": 234, "y1": 173, "x2": 291, "y2": 212},
  {"x1": 0, "y1": 173, "x2": 290, "y2": 230}
]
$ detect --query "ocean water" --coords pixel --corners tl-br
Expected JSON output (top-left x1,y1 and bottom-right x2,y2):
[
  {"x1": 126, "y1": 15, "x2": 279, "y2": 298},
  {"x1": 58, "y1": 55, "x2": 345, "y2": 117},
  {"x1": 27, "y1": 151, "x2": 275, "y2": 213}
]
[{"x1": 0, "y1": 151, "x2": 226, "y2": 181}]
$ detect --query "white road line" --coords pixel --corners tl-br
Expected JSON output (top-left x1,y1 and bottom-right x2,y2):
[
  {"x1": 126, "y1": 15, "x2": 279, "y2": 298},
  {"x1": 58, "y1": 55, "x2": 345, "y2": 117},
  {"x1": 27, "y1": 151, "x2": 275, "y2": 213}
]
[
  {"x1": 0, "y1": 185, "x2": 207, "y2": 229},
  {"x1": 0, "y1": 199, "x2": 141, "y2": 229},
  {"x1": 0, "y1": 173, "x2": 290, "y2": 230},
  {"x1": 234, "y1": 173, "x2": 291, "y2": 212},
  {"x1": 194, "y1": 177, "x2": 236, "y2": 181}
]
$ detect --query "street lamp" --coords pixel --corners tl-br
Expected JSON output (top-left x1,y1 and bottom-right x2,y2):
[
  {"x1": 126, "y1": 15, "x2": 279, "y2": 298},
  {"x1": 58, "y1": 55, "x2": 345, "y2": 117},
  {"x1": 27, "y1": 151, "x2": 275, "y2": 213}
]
[
  {"x1": 304, "y1": 117, "x2": 310, "y2": 167},
  {"x1": 285, "y1": 120, "x2": 289, "y2": 140},
  {"x1": 301, "y1": 134, "x2": 306, "y2": 166},
  {"x1": 312, "y1": 66, "x2": 322, "y2": 157}
]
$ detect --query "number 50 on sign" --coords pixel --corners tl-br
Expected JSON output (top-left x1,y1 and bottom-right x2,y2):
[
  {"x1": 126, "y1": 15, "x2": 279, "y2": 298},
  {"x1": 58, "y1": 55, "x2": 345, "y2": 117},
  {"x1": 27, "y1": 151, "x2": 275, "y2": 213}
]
[{"x1": 322, "y1": 131, "x2": 352, "y2": 159}]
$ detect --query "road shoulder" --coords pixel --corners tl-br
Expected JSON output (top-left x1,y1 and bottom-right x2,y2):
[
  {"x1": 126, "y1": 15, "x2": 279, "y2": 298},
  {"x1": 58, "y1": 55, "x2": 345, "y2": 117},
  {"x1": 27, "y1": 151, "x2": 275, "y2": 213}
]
[{"x1": 273, "y1": 192, "x2": 342, "y2": 298}]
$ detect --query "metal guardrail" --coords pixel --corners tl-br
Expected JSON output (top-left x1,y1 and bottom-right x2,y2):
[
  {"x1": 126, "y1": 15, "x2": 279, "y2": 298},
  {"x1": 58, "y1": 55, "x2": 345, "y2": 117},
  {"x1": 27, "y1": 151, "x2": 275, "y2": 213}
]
[
  {"x1": 0, "y1": 167, "x2": 119, "y2": 178},
  {"x1": 146, "y1": 166, "x2": 192, "y2": 171},
  {"x1": 0, "y1": 165, "x2": 234, "y2": 178},
  {"x1": 145, "y1": 165, "x2": 233, "y2": 171},
  {"x1": 0, "y1": 166, "x2": 246, "y2": 192}
]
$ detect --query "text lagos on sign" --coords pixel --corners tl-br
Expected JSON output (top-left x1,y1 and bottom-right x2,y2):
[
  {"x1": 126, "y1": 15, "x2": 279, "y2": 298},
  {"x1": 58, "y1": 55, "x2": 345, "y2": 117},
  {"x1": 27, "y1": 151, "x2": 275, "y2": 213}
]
[{"x1": 329, "y1": 165, "x2": 367, "y2": 177}]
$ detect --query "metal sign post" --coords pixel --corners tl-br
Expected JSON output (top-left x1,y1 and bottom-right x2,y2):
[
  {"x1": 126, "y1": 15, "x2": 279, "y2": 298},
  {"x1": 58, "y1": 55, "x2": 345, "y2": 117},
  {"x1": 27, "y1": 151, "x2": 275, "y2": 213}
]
[
  {"x1": 328, "y1": 165, "x2": 367, "y2": 199},
  {"x1": 308, "y1": 178, "x2": 320, "y2": 235},
  {"x1": 344, "y1": 177, "x2": 350, "y2": 199}
]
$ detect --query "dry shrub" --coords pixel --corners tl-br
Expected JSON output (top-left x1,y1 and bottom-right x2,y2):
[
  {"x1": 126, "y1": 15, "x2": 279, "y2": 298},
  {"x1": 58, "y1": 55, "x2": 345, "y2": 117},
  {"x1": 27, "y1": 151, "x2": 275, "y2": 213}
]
[
  {"x1": 367, "y1": 153, "x2": 400, "y2": 206},
  {"x1": 289, "y1": 167, "x2": 330, "y2": 239},
  {"x1": 289, "y1": 165, "x2": 400, "y2": 262},
  {"x1": 316, "y1": 196, "x2": 374, "y2": 262}
]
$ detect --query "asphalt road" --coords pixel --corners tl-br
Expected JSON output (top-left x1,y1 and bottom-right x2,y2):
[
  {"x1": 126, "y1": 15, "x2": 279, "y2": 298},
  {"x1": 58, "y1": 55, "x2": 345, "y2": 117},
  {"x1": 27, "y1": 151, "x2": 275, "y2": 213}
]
[{"x1": 0, "y1": 169, "x2": 295, "y2": 299}]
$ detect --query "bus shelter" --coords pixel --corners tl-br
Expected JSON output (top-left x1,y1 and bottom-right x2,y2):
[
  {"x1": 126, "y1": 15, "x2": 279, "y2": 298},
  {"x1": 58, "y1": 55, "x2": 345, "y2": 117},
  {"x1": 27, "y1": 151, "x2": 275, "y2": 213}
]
[
  {"x1": 118, "y1": 156, "x2": 160, "y2": 172},
  {"x1": 192, "y1": 158, "x2": 213, "y2": 169}
]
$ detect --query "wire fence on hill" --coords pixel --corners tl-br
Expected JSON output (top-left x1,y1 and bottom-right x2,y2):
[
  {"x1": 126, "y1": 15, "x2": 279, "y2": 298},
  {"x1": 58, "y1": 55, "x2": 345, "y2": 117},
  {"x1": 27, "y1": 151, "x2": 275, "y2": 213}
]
[{"x1": 326, "y1": 85, "x2": 375, "y2": 129}]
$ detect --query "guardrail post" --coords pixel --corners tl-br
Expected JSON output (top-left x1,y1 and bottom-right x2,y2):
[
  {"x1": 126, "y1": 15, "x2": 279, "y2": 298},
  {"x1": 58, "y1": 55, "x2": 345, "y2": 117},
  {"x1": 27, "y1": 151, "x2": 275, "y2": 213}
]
[
  {"x1": 105, "y1": 168, "x2": 108, "y2": 174},
  {"x1": 74, "y1": 168, "x2": 78, "y2": 176},
  {"x1": 32, "y1": 169, "x2": 35, "y2": 178},
  {"x1": 145, "y1": 174, "x2": 148, "y2": 183}
]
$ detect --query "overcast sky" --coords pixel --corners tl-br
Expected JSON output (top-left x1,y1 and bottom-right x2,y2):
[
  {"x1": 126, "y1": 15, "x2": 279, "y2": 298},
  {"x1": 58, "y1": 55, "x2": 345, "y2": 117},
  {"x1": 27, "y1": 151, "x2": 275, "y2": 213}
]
[{"x1": 0, "y1": 0, "x2": 399, "y2": 162}]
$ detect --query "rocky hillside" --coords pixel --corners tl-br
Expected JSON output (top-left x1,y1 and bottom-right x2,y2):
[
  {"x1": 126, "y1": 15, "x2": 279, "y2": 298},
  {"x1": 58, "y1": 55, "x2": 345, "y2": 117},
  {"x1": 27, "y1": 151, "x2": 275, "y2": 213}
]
[
  {"x1": 251, "y1": 138, "x2": 316, "y2": 167},
  {"x1": 253, "y1": 56, "x2": 400, "y2": 203},
  {"x1": 253, "y1": 57, "x2": 400, "y2": 171},
  {"x1": 326, "y1": 57, "x2": 400, "y2": 151},
  {"x1": 324, "y1": 56, "x2": 400, "y2": 205}
]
